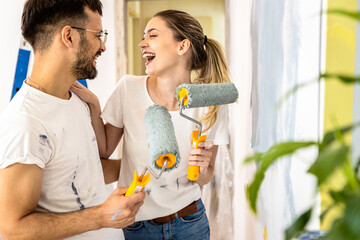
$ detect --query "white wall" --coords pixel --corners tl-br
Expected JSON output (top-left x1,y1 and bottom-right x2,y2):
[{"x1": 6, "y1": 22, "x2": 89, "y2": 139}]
[
  {"x1": 88, "y1": 0, "x2": 117, "y2": 109},
  {"x1": 139, "y1": 0, "x2": 225, "y2": 46},
  {"x1": 0, "y1": 0, "x2": 117, "y2": 112},
  {"x1": 0, "y1": 1, "x2": 25, "y2": 112}
]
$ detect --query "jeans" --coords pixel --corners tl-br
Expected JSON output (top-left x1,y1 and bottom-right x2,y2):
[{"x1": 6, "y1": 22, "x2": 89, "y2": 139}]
[{"x1": 123, "y1": 199, "x2": 210, "y2": 240}]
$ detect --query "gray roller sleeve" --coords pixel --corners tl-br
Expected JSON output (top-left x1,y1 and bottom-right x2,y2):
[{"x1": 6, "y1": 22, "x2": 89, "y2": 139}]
[
  {"x1": 144, "y1": 105, "x2": 180, "y2": 171},
  {"x1": 176, "y1": 83, "x2": 239, "y2": 108}
]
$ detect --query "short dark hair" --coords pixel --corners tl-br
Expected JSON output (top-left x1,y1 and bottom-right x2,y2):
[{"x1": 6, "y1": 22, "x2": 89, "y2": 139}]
[{"x1": 21, "y1": 0, "x2": 103, "y2": 52}]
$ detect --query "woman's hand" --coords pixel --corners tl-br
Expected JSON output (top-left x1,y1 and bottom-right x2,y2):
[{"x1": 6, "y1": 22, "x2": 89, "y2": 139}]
[
  {"x1": 188, "y1": 140, "x2": 218, "y2": 185},
  {"x1": 188, "y1": 141, "x2": 214, "y2": 174},
  {"x1": 70, "y1": 81, "x2": 99, "y2": 107}
]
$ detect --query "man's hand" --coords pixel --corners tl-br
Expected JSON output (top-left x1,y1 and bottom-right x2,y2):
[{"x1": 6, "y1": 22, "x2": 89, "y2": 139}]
[
  {"x1": 0, "y1": 165, "x2": 145, "y2": 240},
  {"x1": 98, "y1": 187, "x2": 145, "y2": 229}
]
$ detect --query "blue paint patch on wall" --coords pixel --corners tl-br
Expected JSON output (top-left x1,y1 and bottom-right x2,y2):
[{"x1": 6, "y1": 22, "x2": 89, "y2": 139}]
[
  {"x1": 77, "y1": 79, "x2": 88, "y2": 88},
  {"x1": 10, "y1": 40, "x2": 88, "y2": 100},
  {"x1": 11, "y1": 48, "x2": 30, "y2": 100}
]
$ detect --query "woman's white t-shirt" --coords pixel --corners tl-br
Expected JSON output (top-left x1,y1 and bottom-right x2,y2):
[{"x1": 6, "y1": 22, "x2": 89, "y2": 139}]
[{"x1": 101, "y1": 75, "x2": 229, "y2": 221}]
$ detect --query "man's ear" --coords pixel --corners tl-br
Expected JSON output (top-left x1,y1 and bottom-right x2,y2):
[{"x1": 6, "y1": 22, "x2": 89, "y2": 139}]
[
  {"x1": 178, "y1": 39, "x2": 191, "y2": 56},
  {"x1": 61, "y1": 26, "x2": 75, "y2": 48}
]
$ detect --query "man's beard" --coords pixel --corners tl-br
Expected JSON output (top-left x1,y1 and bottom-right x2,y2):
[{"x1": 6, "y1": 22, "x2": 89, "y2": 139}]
[{"x1": 71, "y1": 37, "x2": 99, "y2": 80}]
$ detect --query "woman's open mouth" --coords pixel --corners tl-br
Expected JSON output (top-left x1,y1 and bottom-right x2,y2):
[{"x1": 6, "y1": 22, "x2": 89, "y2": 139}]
[{"x1": 143, "y1": 53, "x2": 156, "y2": 65}]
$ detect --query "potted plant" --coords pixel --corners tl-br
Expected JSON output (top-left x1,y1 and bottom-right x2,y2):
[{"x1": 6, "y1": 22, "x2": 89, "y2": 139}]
[{"x1": 244, "y1": 10, "x2": 360, "y2": 240}]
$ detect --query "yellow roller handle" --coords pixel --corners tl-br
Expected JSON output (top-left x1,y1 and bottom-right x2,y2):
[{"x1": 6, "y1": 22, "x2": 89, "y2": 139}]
[
  {"x1": 125, "y1": 169, "x2": 151, "y2": 196},
  {"x1": 187, "y1": 130, "x2": 207, "y2": 181}
]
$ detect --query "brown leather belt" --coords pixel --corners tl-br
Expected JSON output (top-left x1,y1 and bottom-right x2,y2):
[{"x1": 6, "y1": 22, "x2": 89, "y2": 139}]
[{"x1": 151, "y1": 200, "x2": 199, "y2": 224}]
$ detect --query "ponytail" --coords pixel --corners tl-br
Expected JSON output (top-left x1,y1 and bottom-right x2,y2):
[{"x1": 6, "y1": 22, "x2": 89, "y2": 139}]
[{"x1": 193, "y1": 37, "x2": 231, "y2": 132}]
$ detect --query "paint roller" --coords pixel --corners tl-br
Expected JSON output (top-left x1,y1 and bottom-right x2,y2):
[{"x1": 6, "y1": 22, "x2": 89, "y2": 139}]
[
  {"x1": 176, "y1": 82, "x2": 238, "y2": 181},
  {"x1": 125, "y1": 104, "x2": 180, "y2": 196}
]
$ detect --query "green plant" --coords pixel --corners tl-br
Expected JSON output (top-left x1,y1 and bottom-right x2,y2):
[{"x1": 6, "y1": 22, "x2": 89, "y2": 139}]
[{"x1": 244, "y1": 10, "x2": 360, "y2": 240}]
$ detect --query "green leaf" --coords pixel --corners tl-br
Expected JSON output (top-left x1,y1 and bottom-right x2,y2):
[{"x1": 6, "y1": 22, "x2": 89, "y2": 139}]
[
  {"x1": 325, "y1": 194, "x2": 360, "y2": 240},
  {"x1": 247, "y1": 170, "x2": 264, "y2": 213},
  {"x1": 285, "y1": 208, "x2": 312, "y2": 240},
  {"x1": 278, "y1": 73, "x2": 360, "y2": 108},
  {"x1": 343, "y1": 157, "x2": 359, "y2": 191},
  {"x1": 320, "y1": 73, "x2": 360, "y2": 84},
  {"x1": 329, "y1": 189, "x2": 348, "y2": 203},
  {"x1": 326, "y1": 9, "x2": 360, "y2": 21},
  {"x1": 260, "y1": 142, "x2": 316, "y2": 168},
  {"x1": 277, "y1": 80, "x2": 316, "y2": 108},
  {"x1": 247, "y1": 141, "x2": 316, "y2": 213},
  {"x1": 308, "y1": 143, "x2": 349, "y2": 185},
  {"x1": 354, "y1": 156, "x2": 360, "y2": 176},
  {"x1": 323, "y1": 218, "x2": 360, "y2": 240},
  {"x1": 320, "y1": 189, "x2": 352, "y2": 221},
  {"x1": 320, "y1": 202, "x2": 337, "y2": 222},
  {"x1": 320, "y1": 123, "x2": 358, "y2": 150},
  {"x1": 344, "y1": 194, "x2": 360, "y2": 235},
  {"x1": 243, "y1": 152, "x2": 263, "y2": 164}
]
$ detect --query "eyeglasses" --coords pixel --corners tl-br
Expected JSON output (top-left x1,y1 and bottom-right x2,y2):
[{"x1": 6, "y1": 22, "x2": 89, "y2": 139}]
[{"x1": 71, "y1": 26, "x2": 108, "y2": 44}]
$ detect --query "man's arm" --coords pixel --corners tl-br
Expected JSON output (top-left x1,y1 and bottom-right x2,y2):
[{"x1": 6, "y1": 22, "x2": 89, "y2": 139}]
[{"x1": 0, "y1": 163, "x2": 145, "y2": 240}]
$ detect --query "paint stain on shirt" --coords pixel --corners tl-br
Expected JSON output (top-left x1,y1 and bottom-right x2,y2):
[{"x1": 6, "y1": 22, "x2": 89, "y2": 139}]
[
  {"x1": 185, "y1": 179, "x2": 195, "y2": 185},
  {"x1": 39, "y1": 134, "x2": 50, "y2": 147},
  {"x1": 38, "y1": 147, "x2": 44, "y2": 154},
  {"x1": 71, "y1": 165, "x2": 85, "y2": 210}
]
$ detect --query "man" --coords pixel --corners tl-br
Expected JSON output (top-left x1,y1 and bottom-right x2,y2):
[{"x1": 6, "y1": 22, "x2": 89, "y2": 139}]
[{"x1": 0, "y1": 0, "x2": 145, "y2": 239}]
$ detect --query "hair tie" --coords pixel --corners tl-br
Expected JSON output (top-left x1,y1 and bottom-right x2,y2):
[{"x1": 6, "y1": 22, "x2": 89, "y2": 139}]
[{"x1": 204, "y1": 35, "x2": 207, "y2": 45}]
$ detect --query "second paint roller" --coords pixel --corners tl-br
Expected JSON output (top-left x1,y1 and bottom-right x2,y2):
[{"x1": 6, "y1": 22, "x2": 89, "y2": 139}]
[
  {"x1": 125, "y1": 104, "x2": 180, "y2": 196},
  {"x1": 176, "y1": 82, "x2": 239, "y2": 181}
]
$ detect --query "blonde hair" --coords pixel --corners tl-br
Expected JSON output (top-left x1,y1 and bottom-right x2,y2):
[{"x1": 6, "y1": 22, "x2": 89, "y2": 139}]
[{"x1": 154, "y1": 10, "x2": 231, "y2": 131}]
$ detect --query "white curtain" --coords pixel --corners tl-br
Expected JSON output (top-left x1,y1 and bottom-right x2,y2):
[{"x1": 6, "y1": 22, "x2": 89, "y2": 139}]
[
  {"x1": 226, "y1": 0, "x2": 323, "y2": 239},
  {"x1": 251, "y1": 0, "x2": 298, "y2": 239},
  {"x1": 201, "y1": 145, "x2": 235, "y2": 240},
  {"x1": 226, "y1": 0, "x2": 260, "y2": 239}
]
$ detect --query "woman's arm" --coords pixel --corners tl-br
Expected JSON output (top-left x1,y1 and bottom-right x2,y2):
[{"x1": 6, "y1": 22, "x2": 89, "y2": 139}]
[
  {"x1": 70, "y1": 82, "x2": 123, "y2": 158},
  {"x1": 101, "y1": 158, "x2": 121, "y2": 184}
]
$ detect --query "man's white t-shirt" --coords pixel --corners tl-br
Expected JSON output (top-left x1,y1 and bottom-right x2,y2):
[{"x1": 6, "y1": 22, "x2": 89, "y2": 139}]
[
  {"x1": 101, "y1": 75, "x2": 229, "y2": 221},
  {"x1": 0, "y1": 83, "x2": 119, "y2": 239}
]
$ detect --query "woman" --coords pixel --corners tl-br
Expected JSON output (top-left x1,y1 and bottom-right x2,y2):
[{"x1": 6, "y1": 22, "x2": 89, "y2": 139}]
[{"x1": 71, "y1": 9, "x2": 231, "y2": 240}]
